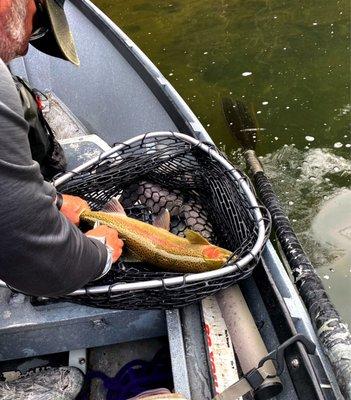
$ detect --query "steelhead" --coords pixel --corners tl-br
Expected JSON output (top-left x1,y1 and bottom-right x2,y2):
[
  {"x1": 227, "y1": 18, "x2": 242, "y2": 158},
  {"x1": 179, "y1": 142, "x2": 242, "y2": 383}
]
[{"x1": 80, "y1": 198, "x2": 233, "y2": 273}]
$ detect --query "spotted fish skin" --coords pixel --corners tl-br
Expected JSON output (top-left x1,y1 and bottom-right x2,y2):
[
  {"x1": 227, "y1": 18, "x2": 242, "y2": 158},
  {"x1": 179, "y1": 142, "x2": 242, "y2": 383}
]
[{"x1": 80, "y1": 210, "x2": 233, "y2": 273}]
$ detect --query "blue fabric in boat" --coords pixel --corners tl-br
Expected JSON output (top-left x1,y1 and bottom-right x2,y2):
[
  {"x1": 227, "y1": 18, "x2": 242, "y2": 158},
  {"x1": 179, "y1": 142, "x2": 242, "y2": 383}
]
[{"x1": 81, "y1": 349, "x2": 173, "y2": 400}]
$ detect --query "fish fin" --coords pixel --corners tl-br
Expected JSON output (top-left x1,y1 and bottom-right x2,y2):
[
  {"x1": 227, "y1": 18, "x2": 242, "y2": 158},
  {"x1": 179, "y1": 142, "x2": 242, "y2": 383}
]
[
  {"x1": 185, "y1": 230, "x2": 210, "y2": 245},
  {"x1": 153, "y1": 209, "x2": 171, "y2": 230},
  {"x1": 102, "y1": 197, "x2": 126, "y2": 215}
]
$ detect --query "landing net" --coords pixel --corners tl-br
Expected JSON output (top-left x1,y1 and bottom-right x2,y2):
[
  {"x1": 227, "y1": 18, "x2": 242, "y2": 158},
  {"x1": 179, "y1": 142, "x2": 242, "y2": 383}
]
[{"x1": 55, "y1": 132, "x2": 270, "y2": 309}]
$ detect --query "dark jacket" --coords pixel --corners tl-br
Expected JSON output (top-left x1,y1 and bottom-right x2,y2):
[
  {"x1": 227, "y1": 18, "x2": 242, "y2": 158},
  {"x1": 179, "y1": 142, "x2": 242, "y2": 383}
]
[{"x1": 0, "y1": 59, "x2": 107, "y2": 296}]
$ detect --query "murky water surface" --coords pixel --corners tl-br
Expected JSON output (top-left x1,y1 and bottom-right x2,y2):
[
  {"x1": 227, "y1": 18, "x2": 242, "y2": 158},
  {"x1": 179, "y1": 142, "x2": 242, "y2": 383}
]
[{"x1": 93, "y1": 0, "x2": 350, "y2": 323}]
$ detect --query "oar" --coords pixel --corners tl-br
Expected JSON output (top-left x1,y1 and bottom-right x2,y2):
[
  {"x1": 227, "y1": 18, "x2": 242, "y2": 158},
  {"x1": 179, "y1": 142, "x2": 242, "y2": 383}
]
[{"x1": 222, "y1": 97, "x2": 351, "y2": 399}]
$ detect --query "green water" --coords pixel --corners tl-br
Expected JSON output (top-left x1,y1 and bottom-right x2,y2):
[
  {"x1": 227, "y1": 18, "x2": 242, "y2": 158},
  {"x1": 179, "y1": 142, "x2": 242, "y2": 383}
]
[{"x1": 93, "y1": 0, "x2": 350, "y2": 323}]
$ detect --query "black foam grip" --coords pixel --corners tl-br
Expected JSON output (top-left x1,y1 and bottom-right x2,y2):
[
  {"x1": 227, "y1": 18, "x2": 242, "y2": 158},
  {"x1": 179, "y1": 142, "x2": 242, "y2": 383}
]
[{"x1": 253, "y1": 171, "x2": 350, "y2": 352}]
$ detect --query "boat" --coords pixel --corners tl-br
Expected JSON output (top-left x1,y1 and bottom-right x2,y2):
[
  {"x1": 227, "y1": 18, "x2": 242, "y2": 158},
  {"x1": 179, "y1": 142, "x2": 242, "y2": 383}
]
[{"x1": 1, "y1": 0, "x2": 343, "y2": 398}]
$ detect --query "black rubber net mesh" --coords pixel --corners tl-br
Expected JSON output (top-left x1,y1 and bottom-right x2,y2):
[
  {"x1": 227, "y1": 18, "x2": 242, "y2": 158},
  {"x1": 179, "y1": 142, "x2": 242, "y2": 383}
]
[{"x1": 57, "y1": 134, "x2": 271, "y2": 309}]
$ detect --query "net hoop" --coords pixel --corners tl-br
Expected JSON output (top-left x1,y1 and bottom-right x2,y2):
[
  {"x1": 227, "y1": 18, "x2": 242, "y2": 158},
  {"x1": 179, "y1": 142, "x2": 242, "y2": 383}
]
[{"x1": 53, "y1": 131, "x2": 266, "y2": 297}]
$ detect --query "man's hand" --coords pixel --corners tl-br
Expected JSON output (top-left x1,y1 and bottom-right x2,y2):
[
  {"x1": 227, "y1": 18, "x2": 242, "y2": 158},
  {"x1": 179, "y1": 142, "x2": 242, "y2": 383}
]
[
  {"x1": 86, "y1": 225, "x2": 124, "y2": 263},
  {"x1": 59, "y1": 194, "x2": 90, "y2": 225}
]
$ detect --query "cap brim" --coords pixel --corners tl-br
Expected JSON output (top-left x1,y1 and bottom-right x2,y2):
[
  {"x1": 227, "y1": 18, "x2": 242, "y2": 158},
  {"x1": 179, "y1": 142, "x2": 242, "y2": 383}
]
[
  {"x1": 46, "y1": 0, "x2": 80, "y2": 66},
  {"x1": 30, "y1": 0, "x2": 80, "y2": 65}
]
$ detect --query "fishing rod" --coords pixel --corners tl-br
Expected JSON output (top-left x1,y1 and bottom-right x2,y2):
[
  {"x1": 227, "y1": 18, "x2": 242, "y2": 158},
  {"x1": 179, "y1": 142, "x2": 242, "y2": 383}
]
[{"x1": 221, "y1": 97, "x2": 351, "y2": 400}]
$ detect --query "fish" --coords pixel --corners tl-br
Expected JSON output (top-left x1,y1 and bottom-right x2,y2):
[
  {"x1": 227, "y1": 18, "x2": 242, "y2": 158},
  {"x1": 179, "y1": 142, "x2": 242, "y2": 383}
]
[
  {"x1": 120, "y1": 181, "x2": 214, "y2": 239},
  {"x1": 80, "y1": 198, "x2": 234, "y2": 273},
  {"x1": 120, "y1": 181, "x2": 184, "y2": 215}
]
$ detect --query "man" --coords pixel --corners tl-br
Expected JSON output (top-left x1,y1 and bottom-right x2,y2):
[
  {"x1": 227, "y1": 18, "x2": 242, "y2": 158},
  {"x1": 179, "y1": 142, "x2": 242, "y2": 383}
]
[
  {"x1": 0, "y1": 0, "x2": 124, "y2": 297},
  {"x1": 0, "y1": 0, "x2": 124, "y2": 398},
  {"x1": 0, "y1": 4, "x2": 191, "y2": 400}
]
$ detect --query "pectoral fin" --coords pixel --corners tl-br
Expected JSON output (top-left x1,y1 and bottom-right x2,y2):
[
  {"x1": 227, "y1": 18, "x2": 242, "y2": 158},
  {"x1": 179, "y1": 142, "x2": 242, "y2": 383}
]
[
  {"x1": 102, "y1": 197, "x2": 126, "y2": 215},
  {"x1": 153, "y1": 209, "x2": 171, "y2": 231},
  {"x1": 185, "y1": 230, "x2": 210, "y2": 245}
]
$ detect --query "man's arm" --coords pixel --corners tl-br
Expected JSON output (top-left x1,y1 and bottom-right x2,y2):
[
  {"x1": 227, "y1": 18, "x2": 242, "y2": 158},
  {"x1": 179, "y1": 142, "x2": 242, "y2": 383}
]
[{"x1": 0, "y1": 60, "x2": 108, "y2": 297}]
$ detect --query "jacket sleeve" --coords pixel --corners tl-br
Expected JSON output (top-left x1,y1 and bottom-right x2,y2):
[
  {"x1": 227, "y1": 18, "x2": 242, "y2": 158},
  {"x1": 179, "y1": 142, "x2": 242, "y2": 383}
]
[{"x1": 0, "y1": 60, "x2": 107, "y2": 297}]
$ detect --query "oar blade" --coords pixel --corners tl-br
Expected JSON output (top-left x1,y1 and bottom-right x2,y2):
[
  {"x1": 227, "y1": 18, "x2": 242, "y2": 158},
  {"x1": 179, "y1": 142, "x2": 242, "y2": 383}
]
[{"x1": 221, "y1": 97, "x2": 258, "y2": 151}]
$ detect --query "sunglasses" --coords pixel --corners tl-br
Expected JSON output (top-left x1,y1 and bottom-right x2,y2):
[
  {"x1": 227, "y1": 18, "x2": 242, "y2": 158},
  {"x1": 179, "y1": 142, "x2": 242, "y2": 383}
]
[{"x1": 30, "y1": 0, "x2": 50, "y2": 42}]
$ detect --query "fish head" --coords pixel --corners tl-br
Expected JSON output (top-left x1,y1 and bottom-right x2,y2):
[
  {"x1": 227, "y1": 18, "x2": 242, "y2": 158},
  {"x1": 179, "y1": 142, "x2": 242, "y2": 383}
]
[{"x1": 202, "y1": 245, "x2": 233, "y2": 268}]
